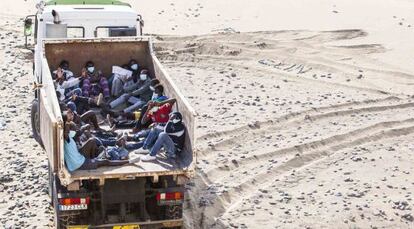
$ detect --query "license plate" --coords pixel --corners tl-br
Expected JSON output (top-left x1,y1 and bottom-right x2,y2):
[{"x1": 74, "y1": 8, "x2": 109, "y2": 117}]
[
  {"x1": 59, "y1": 204, "x2": 88, "y2": 211},
  {"x1": 67, "y1": 226, "x2": 89, "y2": 229},
  {"x1": 113, "y1": 225, "x2": 140, "y2": 229}
]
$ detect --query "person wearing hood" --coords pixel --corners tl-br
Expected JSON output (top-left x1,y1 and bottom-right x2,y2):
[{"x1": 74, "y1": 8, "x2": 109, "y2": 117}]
[
  {"x1": 141, "y1": 112, "x2": 186, "y2": 161},
  {"x1": 108, "y1": 69, "x2": 152, "y2": 112}
]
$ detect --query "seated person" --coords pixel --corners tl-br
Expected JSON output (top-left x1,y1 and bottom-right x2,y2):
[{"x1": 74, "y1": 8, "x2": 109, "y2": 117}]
[
  {"x1": 132, "y1": 84, "x2": 169, "y2": 132},
  {"x1": 66, "y1": 104, "x2": 103, "y2": 133},
  {"x1": 54, "y1": 67, "x2": 81, "y2": 102},
  {"x1": 140, "y1": 112, "x2": 186, "y2": 161},
  {"x1": 105, "y1": 80, "x2": 165, "y2": 130},
  {"x1": 108, "y1": 69, "x2": 152, "y2": 113},
  {"x1": 63, "y1": 113, "x2": 140, "y2": 172},
  {"x1": 111, "y1": 63, "x2": 134, "y2": 98},
  {"x1": 52, "y1": 60, "x2": 74, "y2": 80},
  {"x1": 127, "y1": 98, "x2": 176, "y2": 151},
  {"x1": 80, "y1": 61, "x2": 110, "y2": 100},
  {"x1": 122, "y1": 59, "x2": 141, "y2": 92}
]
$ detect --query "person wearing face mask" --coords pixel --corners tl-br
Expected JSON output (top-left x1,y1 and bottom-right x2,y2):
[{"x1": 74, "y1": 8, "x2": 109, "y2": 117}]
[
  {"x1": 80, "y1": 61, "x2": 110, "y2": 100},
  {"x1": 108, "y1": 69, "x2": 152, "y2": 113},
  {"x1": 123, "y1": 59, "x2": 141, "y2": 92},
  {"x1": 63, "y1": 113, "x2": 138, "y2": 172},
  {"x1": 131, "y1": 84, "x2": 169, "y2": 133},
  {"x1": 111, "y1": 64, "x2": 133, "y2": 98},
  {"x1": 140, "y1": 112, "x2": 186, "y2": 161},
  {"x1": 133, "y1": 97, "x2": 176, "y2": 151}
]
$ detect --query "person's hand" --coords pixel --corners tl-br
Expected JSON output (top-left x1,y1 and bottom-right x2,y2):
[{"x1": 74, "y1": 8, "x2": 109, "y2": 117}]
[
  {"x1": 56, "y1": 68, "x2": 64, "y2": 79},
  {"x1": 80, "y1": 124, "x2": 91, "y2": 132},
  {"x1": 81, "y1": 68, "x2": 87, "y2": 77}
]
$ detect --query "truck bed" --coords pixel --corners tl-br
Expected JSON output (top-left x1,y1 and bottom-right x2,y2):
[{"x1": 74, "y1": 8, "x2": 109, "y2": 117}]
[
  {"x1": 70, "y1": 153, "x2": 192, "y2": 180},
  {"x1": 40, "y1": 37, "x2": 196, "y2": 185}
]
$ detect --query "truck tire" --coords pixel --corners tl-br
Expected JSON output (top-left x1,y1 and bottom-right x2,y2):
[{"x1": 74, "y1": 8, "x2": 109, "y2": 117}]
[
  {"x1": 52, "y1": 175, "x2": 62, "y2": 229},
  {"x1": 48, "y1": 161, "x2": 53, "y2": 205},
  {"x1": 31, "y1": 99, "x2": 44, "y2": 148}
]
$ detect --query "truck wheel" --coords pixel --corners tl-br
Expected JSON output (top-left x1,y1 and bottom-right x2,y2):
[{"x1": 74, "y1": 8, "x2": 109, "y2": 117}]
[
  {"x1": 31, "y1": 99, "x2": 43, "y2": 148},
  {"x1": 52, "y1": 175, "x2": 62, "y2": 229},
  {"x1": 48, "y1": 161, "x2": 53, "y2": 205}
]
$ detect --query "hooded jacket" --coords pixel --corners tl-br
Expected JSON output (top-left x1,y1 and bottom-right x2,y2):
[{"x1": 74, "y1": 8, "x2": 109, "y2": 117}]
[{"x1": 165, "y1": 112, "x2": 186, "y2": 152}]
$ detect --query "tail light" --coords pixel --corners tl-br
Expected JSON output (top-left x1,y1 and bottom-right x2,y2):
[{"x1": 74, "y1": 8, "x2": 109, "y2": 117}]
[
  {"x1": 58, "y1": 197, "x2": 90, "y2": 211},
  {"x1": 156, "y1": 192, "x2": 183, "y2": 205},
  {"x1": 59, "y1": 197, "x2": 90, "y2": 205}
]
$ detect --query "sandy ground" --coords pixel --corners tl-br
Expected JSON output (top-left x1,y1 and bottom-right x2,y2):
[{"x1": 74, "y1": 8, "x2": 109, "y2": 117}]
[{"x1": 1, "y1": 0, "x2": 414, "y2": 228}]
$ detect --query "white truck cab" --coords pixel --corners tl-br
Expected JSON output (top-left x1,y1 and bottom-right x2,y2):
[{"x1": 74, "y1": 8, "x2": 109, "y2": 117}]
[{"x1": 24, "y1": 0, "x2": 144, "y2": 82}]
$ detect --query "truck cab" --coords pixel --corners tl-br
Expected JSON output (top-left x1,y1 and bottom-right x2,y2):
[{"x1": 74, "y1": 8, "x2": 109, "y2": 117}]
[{"x1": 25, "y1": 0, "x2": 144, "y2": 88}]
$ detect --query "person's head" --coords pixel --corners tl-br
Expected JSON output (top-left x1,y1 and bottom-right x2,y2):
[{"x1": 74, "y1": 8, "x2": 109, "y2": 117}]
[
  {"x1": 62, "y1": 112, "x2": 76, "y2": 140},
  {"x1": 139, "y1": 69, "x2": 149, "y2": 81},
  {"x1": 85, "y1": 61, "x2": 95, "y2": 73},
  {"x1": 67, "y1": 102, "x2": 77, "y2": 114},
  {"x1": 154, "y1": 84, "x2": 164, "y2": 97},
  {"x1": 169, "y1": 112, "x2": 183, "y2": 124},
  {"x1": 129, "y1": 59, "x2": 138, "y2": 71},
  {"x1": 59, "y1": 60, "x2": 69, "y2": 70},
  {"x1": 122, "y1": 64, "x2": 129, "y2": 70},
  {"x1": 66, "y1": 108, "x2": 74, "y2": 122}
]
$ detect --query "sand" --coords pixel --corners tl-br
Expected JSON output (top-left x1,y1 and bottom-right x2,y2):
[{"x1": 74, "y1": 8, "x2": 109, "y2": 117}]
[{"x1": 0, "y1": 0, "x2": 414, "y2": 228}]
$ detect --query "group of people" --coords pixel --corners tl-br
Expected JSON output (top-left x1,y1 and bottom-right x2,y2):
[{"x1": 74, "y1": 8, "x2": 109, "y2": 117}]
[{"x1": 54, "y1": 59, "x2": 186, "y2": 172}]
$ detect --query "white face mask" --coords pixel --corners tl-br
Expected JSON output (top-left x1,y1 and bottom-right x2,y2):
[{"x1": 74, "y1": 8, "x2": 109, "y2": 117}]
[
  {"x1": 150, "y1": 86, "x2": 155, "y2": 91},
  {"x1": 131, "y1": 64, "x2": 138, "y2": 71},
  {"x1": 140, "y1": 74, "x2": 147, "y2": 81},
  {"x1": 150, "y1": 106, "x2": 159, "y2": 113},
  {"x1": 172, "y1": 119, "x2": 180, "y2": 124},
  {"x1": 87, "y1": 66, "x2": 95, "y2": 73},
  {"x1": 69, "y1": 130, "x2": 76, "y2": 138},
  {"x1": 151, "y1": 92, "x2": 157, "y2": 100}
]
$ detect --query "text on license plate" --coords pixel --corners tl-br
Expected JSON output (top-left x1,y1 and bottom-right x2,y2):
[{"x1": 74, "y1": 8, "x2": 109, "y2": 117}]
[
  {"x1": 59, "y1": 204, "x2": 88, "y2": 211},
  {"x1": 113, "y1": 225, "x2": 140, "y2": 229}
]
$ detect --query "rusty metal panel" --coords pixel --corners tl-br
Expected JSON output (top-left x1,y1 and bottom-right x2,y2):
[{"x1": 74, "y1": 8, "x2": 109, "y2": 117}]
[
  {"x1": 39, "y1": 84, "x2": 58, "y2": 171},
  {"x1": 44, "y1": 38, "x2": 155, "y2": 77},
  {"x1": 41, "y1": 37, "x2": 197, "y2": 184},
  {"x1": 152, "y1": 55, "x2": 197, "y2": 174}
]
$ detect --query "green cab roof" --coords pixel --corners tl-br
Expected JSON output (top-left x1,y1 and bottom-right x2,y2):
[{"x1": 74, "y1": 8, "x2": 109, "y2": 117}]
[{"x1": 46, "y1": 0, "x2": 131, "y2": 7}]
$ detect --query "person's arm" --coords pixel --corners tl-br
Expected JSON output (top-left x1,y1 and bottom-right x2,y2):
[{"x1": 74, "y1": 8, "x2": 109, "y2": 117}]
[
  {"x1": 64, "y1": 122, "x2": 77, "y2": 141},
  {"x1": 141, "y1": 102, "x2": 154, "y2": 124},
  {"x1": 61, "y1": 78, "x2": 80, "y2": 89},
  {"x1": 131, "y1": 80, "x2": 151, "y2": 96},
  {"x1": 153, "y1": 98, "x2": 176, "y2": 107}
]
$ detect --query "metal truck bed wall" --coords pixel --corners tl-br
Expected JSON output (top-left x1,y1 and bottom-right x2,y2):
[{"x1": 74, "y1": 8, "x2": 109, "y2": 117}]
[{"x1": 41, "y1": 37, "x2": 196, "y2": 185}]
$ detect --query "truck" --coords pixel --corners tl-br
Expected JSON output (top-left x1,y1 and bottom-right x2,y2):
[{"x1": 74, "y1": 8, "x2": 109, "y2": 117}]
[{"x1": 24, "y1": 1, "x2": 196, "y2": 228}]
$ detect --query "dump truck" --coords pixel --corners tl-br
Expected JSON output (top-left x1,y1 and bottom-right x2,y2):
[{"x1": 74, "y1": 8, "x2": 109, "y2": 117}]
[{"x1": 24, "y1": 1, "x2": 196, "y2": 228}]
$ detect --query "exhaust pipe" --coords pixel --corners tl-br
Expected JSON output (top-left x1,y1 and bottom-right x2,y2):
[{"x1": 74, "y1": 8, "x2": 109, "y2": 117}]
[{"x1": 52, "y1": 10, "x2": 61, "y2": 24}]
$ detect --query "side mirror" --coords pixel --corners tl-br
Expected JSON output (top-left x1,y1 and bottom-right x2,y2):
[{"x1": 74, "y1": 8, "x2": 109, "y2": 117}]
[
  {"x1": 24, "y1": 15, "x2": 36, "y2": 50},
  {"x1": 24, "y1": 18, "x2": 33, "y2": 36}
]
